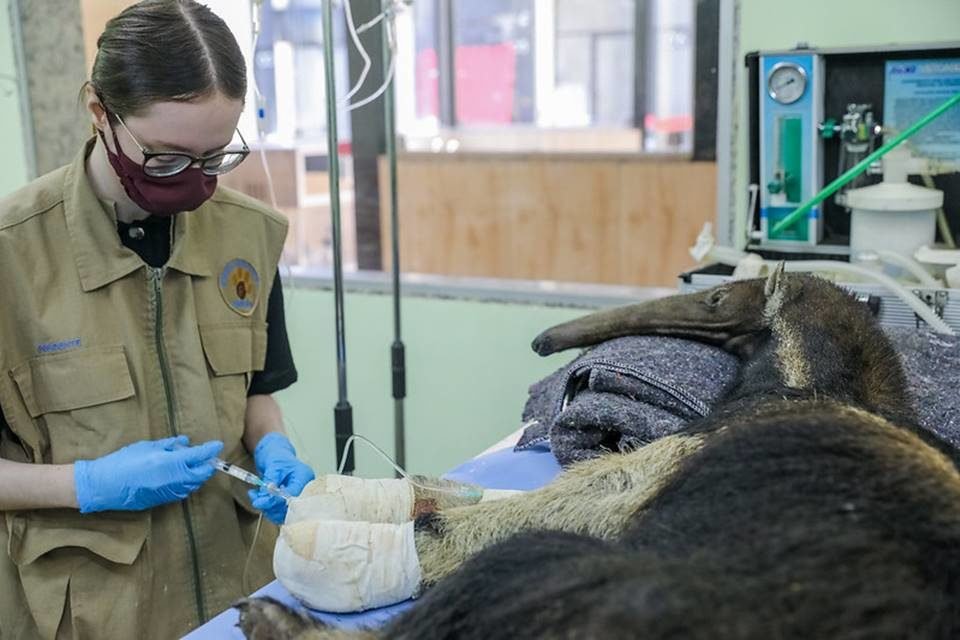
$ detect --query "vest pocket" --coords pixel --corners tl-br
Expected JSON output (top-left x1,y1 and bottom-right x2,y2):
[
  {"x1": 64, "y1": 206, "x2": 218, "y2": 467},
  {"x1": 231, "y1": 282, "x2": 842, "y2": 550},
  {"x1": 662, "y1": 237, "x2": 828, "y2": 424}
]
[
  {"x1": 199, "y1": 321, "x2": 268, "y2": 442},
  {"x1": 6, "y1": 509, "x2": 148, "y2": 638},
  {"x1": 9, "y1": 345, "x2": 141, "y2": 464}
]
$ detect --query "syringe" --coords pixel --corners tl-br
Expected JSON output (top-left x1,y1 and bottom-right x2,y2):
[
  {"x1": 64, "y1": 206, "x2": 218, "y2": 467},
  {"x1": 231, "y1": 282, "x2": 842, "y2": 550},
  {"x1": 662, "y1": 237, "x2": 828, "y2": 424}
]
[{"x1": 209, "y1": 458, "x2": 293, "y2": 502}]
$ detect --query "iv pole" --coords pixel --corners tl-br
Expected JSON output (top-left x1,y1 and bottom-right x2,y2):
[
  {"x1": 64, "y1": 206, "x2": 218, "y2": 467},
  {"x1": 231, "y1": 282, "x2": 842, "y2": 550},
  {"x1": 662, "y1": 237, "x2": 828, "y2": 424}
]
[
  {"x1": 382, "y1": 1, "x2": 407, "y2": 473},
  {"x1": 322, "y1": 0, "x2": 355, "y2": 473}
]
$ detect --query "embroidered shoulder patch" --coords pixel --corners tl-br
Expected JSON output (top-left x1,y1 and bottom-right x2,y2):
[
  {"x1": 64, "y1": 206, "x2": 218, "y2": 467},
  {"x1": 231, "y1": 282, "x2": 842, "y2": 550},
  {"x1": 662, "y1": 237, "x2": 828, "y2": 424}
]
[{"x1": 219, "y1": 258, "x2": 261, "y2": 316}]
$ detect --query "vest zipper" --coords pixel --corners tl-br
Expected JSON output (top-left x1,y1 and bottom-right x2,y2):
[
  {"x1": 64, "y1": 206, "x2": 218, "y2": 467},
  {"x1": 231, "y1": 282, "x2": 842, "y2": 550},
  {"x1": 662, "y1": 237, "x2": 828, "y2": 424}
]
[{"x1": 149, "y1": 267, "x2": 206, "y2": 623}]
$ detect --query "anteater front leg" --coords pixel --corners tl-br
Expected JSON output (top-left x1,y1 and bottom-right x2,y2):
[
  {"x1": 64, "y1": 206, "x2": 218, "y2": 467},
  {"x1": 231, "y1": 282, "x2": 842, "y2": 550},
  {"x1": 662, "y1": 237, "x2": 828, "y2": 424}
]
[{"x1": 414, "y1": 433, "x2": 705, "y2": 585}]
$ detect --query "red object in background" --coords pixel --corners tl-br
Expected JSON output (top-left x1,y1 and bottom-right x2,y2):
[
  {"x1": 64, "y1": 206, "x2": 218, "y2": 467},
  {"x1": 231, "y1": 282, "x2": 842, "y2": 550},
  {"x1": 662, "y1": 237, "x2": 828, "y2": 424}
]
[
  {"x1": 643, "y1": 113, "x2": 694, "y2": 134},
  {"x1": 455, "y1": 44, "x2": 516, "y2": 125},
  {"x1": 416, "y1": 44, "x2": 517, "y2": 125},
  {"x1": 416, "y1": 48, "x2": 440, "y2": 119}
]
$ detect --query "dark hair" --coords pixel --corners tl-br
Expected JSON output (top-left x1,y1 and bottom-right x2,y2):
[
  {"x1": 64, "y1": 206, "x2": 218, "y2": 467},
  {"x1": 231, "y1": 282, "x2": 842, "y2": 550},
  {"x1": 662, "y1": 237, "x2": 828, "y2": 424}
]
[{"x1": 90, "y1": 0, "x2": 246, "y2": 117}]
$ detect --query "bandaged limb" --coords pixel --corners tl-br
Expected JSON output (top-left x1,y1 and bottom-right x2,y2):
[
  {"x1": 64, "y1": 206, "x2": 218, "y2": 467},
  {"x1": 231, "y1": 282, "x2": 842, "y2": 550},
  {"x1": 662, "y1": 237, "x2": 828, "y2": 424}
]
[
  {"x1": 275, "y1": 477, "x2": 524, "y2": 612},
  {"x1": 274, "y1": 520, "x2": 422, "y2": 612},
  {"x1": 285, "y1": 474, "x2": 522, "y2": 525}
]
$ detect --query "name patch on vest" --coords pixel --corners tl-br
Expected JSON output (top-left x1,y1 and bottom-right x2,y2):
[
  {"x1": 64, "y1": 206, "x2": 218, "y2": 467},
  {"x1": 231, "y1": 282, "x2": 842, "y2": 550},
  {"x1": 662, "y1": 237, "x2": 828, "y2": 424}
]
[
  {"x1": 219, "y1": 258, "x2": 261, "y2": 317},
  {"x1": 37, "y1": 337, "x2": 82, "y2": 354}
]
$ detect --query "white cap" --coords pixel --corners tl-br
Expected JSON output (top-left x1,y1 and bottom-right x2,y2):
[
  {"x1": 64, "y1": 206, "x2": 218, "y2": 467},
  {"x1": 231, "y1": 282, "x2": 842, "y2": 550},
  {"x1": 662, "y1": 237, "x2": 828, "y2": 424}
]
[
  {"x1": 846, "y1": 181, "x2": 943, "y2": 212},
  {"x1": 846, "y1": 144, "x2": 943, "y2": 212}
]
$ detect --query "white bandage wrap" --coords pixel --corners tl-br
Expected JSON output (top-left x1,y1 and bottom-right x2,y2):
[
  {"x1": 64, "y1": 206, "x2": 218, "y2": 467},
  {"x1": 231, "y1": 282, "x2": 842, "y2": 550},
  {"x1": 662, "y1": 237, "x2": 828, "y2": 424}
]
[
  {"x1": 479, "y1": 488, "x2": 525, "y2": 502},
  {"x1": 285, "y1": 475, "x2": 414, "y2": 524},
  {"x1": 274, "y1": 519, "x2": 422, "y2": 612}
]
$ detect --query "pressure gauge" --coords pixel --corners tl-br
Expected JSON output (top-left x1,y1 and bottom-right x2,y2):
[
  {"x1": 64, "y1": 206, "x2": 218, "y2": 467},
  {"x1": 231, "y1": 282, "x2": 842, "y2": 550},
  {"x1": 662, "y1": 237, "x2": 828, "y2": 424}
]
[{"x1": 767, "y1": 62, "x2": 807, "y2": 104}]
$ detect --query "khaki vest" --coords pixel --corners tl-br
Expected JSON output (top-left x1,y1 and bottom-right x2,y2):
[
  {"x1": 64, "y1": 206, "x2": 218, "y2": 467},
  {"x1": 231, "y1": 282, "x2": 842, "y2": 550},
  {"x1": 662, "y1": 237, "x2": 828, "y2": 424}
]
[{"x1": 0, "y1": 140, "x2": 288, "y2": 639}]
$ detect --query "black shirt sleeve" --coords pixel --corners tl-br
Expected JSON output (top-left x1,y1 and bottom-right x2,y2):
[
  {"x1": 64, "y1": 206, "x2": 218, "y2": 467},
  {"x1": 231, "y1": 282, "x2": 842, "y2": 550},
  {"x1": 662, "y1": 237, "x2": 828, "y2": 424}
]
[{"x1": 248, "y1": 272, "x2": 298, "y2": 396}]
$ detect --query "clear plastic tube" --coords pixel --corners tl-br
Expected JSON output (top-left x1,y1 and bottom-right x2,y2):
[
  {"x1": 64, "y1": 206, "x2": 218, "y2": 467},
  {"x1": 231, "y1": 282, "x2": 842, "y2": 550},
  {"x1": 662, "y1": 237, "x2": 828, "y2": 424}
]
[
  {"x1": 341, "y1": 0, "x2": 373, "y2": 106},
  {"x1": 788, "y1": 261, "x2": 953, "y2": 335},
  {"x1": 346, "y1": 20, "x2": 398, "y2": 112},
  {"x1": 870, "y1": 250, "x2": 942, "y2": 288},
  {"x1": 337, "y1": 434, "x2": 485, "y2": 501}
]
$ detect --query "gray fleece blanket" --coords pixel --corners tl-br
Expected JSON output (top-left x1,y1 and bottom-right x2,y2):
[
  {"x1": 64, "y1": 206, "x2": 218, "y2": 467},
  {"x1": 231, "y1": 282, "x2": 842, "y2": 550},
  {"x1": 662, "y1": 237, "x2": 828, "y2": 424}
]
[{"x1": 516, "y1": 329, "x2": 960, "y2": 467}]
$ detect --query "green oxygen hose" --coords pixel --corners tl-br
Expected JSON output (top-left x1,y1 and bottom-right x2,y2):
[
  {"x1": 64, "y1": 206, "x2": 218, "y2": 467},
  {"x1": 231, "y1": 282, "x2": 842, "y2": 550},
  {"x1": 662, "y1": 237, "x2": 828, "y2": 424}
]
[{"x1": 770, "y1": 91, "x2": 960, "y2": 237}]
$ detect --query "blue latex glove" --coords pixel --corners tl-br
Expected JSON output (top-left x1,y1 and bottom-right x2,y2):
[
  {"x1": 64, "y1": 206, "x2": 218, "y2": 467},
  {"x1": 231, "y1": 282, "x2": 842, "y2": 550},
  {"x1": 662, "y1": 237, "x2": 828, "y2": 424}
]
[
  {"x1": 248, "y1": 432, "x2": 315, "y2": 524},
  {"x1": 74, "y1": 436, "x2": 223, "y2": 514}
]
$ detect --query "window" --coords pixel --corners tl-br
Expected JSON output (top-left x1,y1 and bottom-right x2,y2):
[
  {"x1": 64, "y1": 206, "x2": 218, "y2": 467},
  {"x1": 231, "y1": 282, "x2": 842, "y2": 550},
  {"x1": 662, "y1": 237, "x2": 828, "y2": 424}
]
[
  {"x1": 251, "y1": 0, "x2": 352, "y2": 145},
  {"x1": 453, "y1": 0, "x2": 536, "y2": 126},
  {"x1": 395, "y1": 0, "x2": 695, "y2": 154},
  {"x1": 218, "y1": 0, "x2": 359, "y2": 272},
  {"x1": 553, "y1": 0, "x2": 635, "y2": 127},
  {"x1": 212, "y1": 0, "x2": 706, "y2": 283}
]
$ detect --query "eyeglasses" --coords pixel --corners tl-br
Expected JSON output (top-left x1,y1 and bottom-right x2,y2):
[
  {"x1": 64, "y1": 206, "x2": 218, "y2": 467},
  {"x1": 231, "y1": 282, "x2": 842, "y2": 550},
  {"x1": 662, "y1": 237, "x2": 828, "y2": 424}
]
[{"x1": 113, "y1": 112, "x2": 250, "y2": 178}]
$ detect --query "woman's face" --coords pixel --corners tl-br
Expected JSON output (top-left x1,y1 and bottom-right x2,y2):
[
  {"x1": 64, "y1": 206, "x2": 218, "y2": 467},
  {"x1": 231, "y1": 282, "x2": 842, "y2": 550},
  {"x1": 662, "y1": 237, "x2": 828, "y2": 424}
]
[{"x1": 89, "y1": 89, "x2": 245, "y2": 163}]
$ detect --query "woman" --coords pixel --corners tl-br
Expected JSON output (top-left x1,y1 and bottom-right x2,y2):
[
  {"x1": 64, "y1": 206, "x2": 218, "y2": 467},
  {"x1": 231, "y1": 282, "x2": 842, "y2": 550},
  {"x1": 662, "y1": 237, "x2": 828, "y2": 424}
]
[{"x1": 0, "y1": 1, "x2": 314, "y2": 637}]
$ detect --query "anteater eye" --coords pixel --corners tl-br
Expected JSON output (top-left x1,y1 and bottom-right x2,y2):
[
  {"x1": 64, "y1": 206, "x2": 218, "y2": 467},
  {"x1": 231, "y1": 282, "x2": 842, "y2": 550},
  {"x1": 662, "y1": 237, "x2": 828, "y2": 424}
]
[{"x1": 706, "y1": 289, "x2": 728, "y2": 307}]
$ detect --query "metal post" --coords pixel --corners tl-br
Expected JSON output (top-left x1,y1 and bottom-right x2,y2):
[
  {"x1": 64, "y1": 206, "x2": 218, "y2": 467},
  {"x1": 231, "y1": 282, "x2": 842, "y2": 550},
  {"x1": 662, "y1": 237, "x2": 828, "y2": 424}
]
[
  {"x1": 714, "y1": 0, "x2": 738, "y2": 247},
  {"x1": 633, "y1": 0, "x2": 650, "y2": 139},
  {"x1": 9, "y1": 0, "x2": 38, "y2": 180},
  {"x1": 323, "y1": 0, "x2": 355, "y2": 473},
  {"x1": 437, "y1": 0, "x2": 456, "y2": 127},
  {"x1": 382, "y1": 2, "x2": 406, "y2": 474}
]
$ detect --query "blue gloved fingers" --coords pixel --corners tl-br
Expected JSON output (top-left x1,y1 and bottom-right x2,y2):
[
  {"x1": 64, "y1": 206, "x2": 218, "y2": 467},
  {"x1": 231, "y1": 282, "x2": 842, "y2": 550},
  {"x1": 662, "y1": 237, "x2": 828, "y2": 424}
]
[
  {"x1": 250, "y1": 492, "x2": 281, "y2": 511},
  {"x1": 260, "y1": 456, "x2": 315, "y2": 493},
  {"x1": 74, "y1": 459, "x2": 97, "y2": 513},
  {"x1": 261, "y1": 463, "x2": 291, "y2": 487},
  {"x1": 173, "y1": 440, "x2": 224, "y2": 467},
  {"x1": 184, "y1": 460, "x2": 218, "y2": 484},
  {"x1": 264, "y1": 504, "x2": 287, "y2": 525},
  {"x1": 76, "y1": 438, "x2": 226, "y2": 514},
  {"x1": 252, "y1": 433, "x2": 297, "y2": 475},
  {"x1": 281, "y1": 464, "x2": 316, "y2": 498},
  {"x1": 250, "y1": 491, "x2": 287, "y2": 525},
  {"x1": 158, "y1": 435, "x2": 191, "y2": 451},
  {"x1": 250, "y1": 433, "x2": 311, "y2": 524}
]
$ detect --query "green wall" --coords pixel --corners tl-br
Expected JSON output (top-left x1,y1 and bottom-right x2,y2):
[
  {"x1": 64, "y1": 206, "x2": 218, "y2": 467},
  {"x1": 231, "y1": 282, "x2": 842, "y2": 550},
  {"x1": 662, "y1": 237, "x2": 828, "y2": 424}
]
[
  {"x1": 0, "y1": 0, "x2": 30, "y2": 197},
  {"x1": 732, "y1": 0, "x2": 960, "y2": 244},
  {"x1": 275, "y1": 285, "x2": 586, "y2": 478}
]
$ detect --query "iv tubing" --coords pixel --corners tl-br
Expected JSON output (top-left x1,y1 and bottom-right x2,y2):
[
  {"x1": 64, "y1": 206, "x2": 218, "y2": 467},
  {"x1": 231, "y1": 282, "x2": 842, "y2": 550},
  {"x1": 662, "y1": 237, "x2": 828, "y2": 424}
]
[
  {"x1": 871, "y1": 250, "x2": 942, "y2": 288},
  {"x1": 342, "y1": 0, "x2": 372, "y2": 106},
  {"x1": 337, "y1": 434, "x2": 484, "y2": 500},
  {"x1": 771, "y1": 92, "x2": 960, "y2": 236},
  {"x1": 921, "y1": 173, "x2": 957, "y2": 249},
  {"x1": 785, "y1": 261, "x2": 953, "y2": 336}
]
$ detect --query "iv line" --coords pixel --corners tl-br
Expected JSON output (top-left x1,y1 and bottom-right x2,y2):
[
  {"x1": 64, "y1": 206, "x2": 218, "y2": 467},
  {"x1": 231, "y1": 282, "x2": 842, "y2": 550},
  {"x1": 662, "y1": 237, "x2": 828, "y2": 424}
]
[{"x1": 337, "y1": 434, "x2": 484, "y2": 501}]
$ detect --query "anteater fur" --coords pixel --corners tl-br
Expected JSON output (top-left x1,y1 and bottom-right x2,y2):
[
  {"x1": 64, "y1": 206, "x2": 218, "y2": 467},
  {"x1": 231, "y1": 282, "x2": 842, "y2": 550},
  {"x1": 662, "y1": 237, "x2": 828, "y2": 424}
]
[{"x1": 239, "y1": 267, "x2": 960, "y2": 639}]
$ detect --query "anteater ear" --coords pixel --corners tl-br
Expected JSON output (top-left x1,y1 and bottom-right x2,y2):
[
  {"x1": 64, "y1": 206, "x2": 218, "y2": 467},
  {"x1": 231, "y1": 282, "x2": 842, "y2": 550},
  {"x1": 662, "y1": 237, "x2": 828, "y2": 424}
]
[{"x1": 764, "y1": 261, "x2": 786, "y2": 298}]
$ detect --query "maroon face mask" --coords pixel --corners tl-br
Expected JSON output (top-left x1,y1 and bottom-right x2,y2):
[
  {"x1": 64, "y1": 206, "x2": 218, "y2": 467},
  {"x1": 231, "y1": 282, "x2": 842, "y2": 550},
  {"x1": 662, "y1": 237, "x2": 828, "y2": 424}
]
[{"x1": 98, "y1": 127, "x2": 217, "y2": 217}]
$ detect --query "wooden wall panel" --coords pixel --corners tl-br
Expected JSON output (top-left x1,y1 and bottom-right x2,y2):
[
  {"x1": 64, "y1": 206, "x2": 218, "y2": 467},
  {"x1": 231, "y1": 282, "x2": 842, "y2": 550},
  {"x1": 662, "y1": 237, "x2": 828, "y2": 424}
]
[
  {"x1": 618, "y1": 162, "x2": 717, "y2": 286},
  {"x1": 380, "y1": 155, "x2": 716, "y2": 286},
  {"x1": 80, "y1": 0, "x2": 136, "y2": 71}
]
